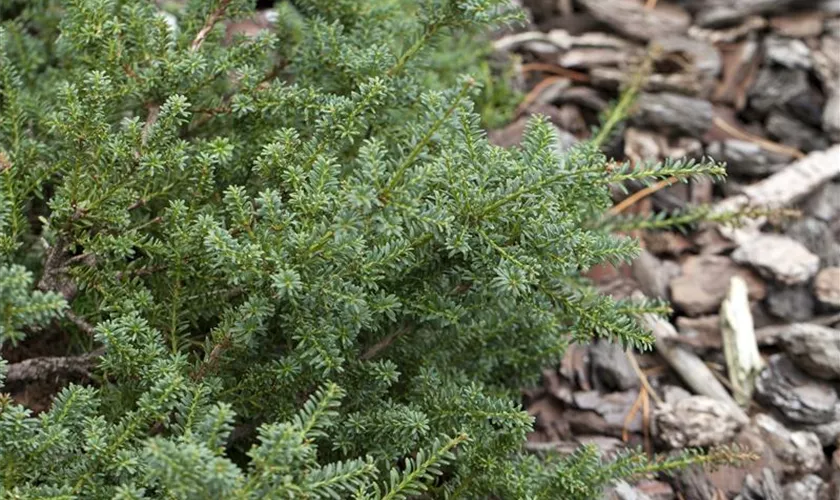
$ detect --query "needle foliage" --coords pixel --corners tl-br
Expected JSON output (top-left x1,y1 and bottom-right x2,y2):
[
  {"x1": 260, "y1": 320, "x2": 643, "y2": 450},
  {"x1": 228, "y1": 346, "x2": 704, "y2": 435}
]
[{"x1": 0, "y1": 1, "x2": 743, "y2": 498}]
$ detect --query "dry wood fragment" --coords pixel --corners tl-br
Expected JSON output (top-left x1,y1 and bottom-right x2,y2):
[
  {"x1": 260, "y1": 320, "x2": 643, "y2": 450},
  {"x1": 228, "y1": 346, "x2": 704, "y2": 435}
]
[
  {"x1": 577, "y1": 0, "x2": 691, "y2": 41},
  {"x1": 654, "y1": 395, "x2": 746, "y2": 448},
  {"x1": 781, "y1": 475, "x2": 829, "y2": 500},
  {"x1": 682, "y1": 0, "x2": 809, "y2": 28},
  {"x1": 732, "y1": 235, "x2": 820, "y2": 286},
  {"x1": 545, "y1": 30, "x2": 631, "y2": 50},
  {"x1": 720, "y1": 276, "x2": 764, "y2": 407},
  {"x1": 5, "y1": 348, "x2": 104, "y2": 384},
  {"x1": 709, "y1": 118, "x2": 804, "y2": 160},
  {"x1": 769, "y1": 11, "x2": 826, "y2": 37},
  {"x1": 631, "y1": 92, "x2": 713, "y2": 138},
  {"x1": 590, "y1": 67, "x2": 704, "y2": 95},
  {"x1": 493, "y1": 29, "x2": 632, "y2": 53},
  {"x1": 669, "y1": 465, "x2": 724, "y2": 500},
  {"x1": 779, "y1": 323, "x2": 840, "y2": 381},
  {"x1": 814, "y1": 268, "x2": 840, "y2": 310},
  {"x1": 634, "y1": 291, "x2": 749, "y2": 423},
  {"x1": 797, "y1": 403, "x2": 840, "y2": 447},
  {"x1": 735, "y1": 468, "x2": 784, "y2": 500},
  {"x1": 755, "y1": 355, "x2": 838, "y2": 425},
  {"x1": 755, "y1": 413, "x2": 826, "y2": 477},
  {"x1": 493, "y1": 31, "x2": 549, "y2": 52},
  {"x1": 713, "y1": 39, "x2": 762, "y2": 109},
  {"x1": 688, "y1": 15, "x2": 768, "y2": 42},
  {"x1": 711, "y1": 144, "x2": 840, "y2": 245},
  {"x1": 519, "y1": 62, "x2": 590, "y2": 83}
]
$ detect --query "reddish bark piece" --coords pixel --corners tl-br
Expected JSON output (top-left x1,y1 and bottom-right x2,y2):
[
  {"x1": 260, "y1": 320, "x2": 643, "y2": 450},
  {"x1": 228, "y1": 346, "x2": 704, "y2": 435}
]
[{"x1": 669, "y1": 255, "x2": 766, "y2": 316}]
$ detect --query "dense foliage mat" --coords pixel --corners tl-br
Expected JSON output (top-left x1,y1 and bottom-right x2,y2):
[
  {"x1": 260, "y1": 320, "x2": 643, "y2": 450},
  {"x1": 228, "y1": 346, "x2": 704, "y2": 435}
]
[{"x1": 0, "y1": 1, "x2": 740, "y2": 498}]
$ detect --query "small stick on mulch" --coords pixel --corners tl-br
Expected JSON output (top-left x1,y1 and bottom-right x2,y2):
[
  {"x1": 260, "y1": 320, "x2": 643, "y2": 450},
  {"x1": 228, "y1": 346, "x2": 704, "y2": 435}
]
[
  {"x1": 712, "y1": 116, "x2": 805, "y2": 159},
  {"x1": 520, "y1": 63, "x2": 591, "y2": 83},
  {"x1": 637, "y1": 294, "x2": 749, "y2": 424},
  {"x1": 609, "y1": 177, "x2": 678, "y2": 215},
  {"x1": 623, "y1": 385, "x2": 646, "y2": 443},
  {"x1": 515, "y1": 76, "x2": 568, "y2": 116}
]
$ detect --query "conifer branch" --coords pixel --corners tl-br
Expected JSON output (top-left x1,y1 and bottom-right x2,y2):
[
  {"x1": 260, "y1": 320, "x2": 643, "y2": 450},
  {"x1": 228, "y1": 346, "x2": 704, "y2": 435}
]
[
  {"x1": 191, "y1": 0, "x2": 232, "y2": 52},
  {"x1": 389, "y1": 25, "x2": 439, "y2": 77},
  {"x1": 385, "y1": 78, "x2": 475, "y2": 193},
  {"x1": 382, "y1": 433, "x2": 468, "y2": 500}
]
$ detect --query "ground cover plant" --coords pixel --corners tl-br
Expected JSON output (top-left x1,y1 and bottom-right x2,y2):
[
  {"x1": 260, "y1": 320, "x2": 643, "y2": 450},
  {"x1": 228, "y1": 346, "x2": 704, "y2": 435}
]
[{"x1": 0, "y1": 0, "x2": 748, "y2": 498}]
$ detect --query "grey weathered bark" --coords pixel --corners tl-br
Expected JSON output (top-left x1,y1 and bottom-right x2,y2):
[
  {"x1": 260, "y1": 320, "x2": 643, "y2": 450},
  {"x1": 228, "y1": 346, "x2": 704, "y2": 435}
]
[{"x1": 5, "y1": 348, "x2": 103, "y2": 384}]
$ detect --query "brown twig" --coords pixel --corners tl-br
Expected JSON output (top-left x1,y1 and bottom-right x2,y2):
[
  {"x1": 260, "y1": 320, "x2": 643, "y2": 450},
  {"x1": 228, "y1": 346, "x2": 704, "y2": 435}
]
[
  {"x1": 114, "y1": 264, "x2": 167, "y2": 281},
  {"x1": 188, "y1": 63, "x2": 283, "y2": 133},
  {"x1": 361, "y1": 325, "x2": 410, "y2": 361},
  {"x1": 625, "y1": 348, "x2": 663, "y2": 405},
  {"x1": 128, "y1": 198, "x2": 147, "y2": 211},
  {"x1": 141, "y1": 103, "x2": 160, "y2": 146},
  {"x1": 642, "y1": 365, "x2": 668, "y2": 377},
  {"x1": 622, "y1": 386, "x2": 645, "y2": 443},
  {"x1": 0, "y1": 150, "x2": 11, "y2": 172},
  {"x1": 123, "y1": 63, "x2": 139, "y2": 81},
  {"x1": 189, "y1": 106, "x2": 232, "y2": 131},
  {"x1": 190, "y1": 0, "x2": 232, "y2": 52},
  {"x1": 515, "y1": 76, "x2": 568, "y2": 116},
  {"x1": 641, "y1": 385, "x2": 652, "y2": 456},
  {"x1": 37, "y1": 236, "x2": 79, "y2": 302},
  {"x1": 64, "y1": 252, "x2": 96, "y2": 267},
  {"x1": 712, "y1": 116, "x2": 805, "y2": 159},
  {"x1": 609, "y1": 177, "x2": 678, "y2": 215},
  {"x1": 192, "y1": 336, "x2": 232, "y2": 381},
  {"x1": 520, "y1": 63, "x2": 591, "y2": 83}
]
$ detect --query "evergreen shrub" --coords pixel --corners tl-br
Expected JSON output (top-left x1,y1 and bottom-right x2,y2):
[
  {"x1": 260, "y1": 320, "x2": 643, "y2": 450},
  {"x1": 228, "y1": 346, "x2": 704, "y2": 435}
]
[{"x1": 0, "y1": 0, "x2": 747, "y2": 498}]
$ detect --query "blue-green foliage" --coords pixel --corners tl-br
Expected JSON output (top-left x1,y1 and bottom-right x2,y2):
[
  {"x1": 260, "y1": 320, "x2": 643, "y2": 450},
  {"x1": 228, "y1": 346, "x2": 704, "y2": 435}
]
[
  {"x1": 0, "y1": 264, "x2": 67, "y2": 345},
  {"x1": 0, "y1": 0, "x2": 730, "y2": 498}
]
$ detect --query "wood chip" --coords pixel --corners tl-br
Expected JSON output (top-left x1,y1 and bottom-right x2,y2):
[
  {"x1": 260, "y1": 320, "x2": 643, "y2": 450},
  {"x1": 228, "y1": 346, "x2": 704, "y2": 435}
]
[
  {"x1": 781, "y1": 475, "x2": 829, "y2": 500},
  {"x1": 713, "y1": 38, "x2": 762, "y2": 109},
  {"x1": 720, "y1": 276, "x2": 764, "y2": 407},
  {"x1": 731, "y1": 234, "x2": 820, "y2": 286},
  {"x1": 755, "y1": 413, "x2": 826, "y2": 477},
  {"x1": 631, "y1": 92, "x2": 713, "y2": 138},
  {"x1": 682, "y1": 0, "x2": 809, "y2": 28},
  {"x1": 779, "y1": 323, "x2": 840, "y2": 380},
  {"x1": 577, "y1": 0, "x2": 691, "y2": 41},
  {"x1": 711, "y1": 144, "x2": 840, "y2": 245},
  {"x1": 669, "y1": 255, "x2": 766, "y2": 316},
  {"x1": 707, "y1": 139, "x2": 795, "y2": 177},
  {"x1": 755, "y1": 354, "x2": 838, "y2": 425},
  {"x1": 814, "y1": 267, "x2": 840, "y2": 310},
  {"x1": 736, "y1": 468, "x2": 784, "y2": 500},
  {"x1": 765, "y1": 35, "x2": 813, "y2": 70},
  {"x1": 769, "y1": 11, "x2": 826, "y2": 38},
  {"x1": 654, "y1": 395, "x2": 746, "y2": 448}
]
